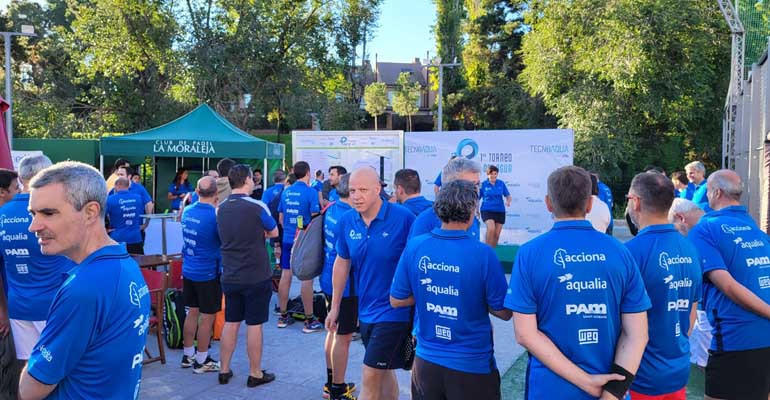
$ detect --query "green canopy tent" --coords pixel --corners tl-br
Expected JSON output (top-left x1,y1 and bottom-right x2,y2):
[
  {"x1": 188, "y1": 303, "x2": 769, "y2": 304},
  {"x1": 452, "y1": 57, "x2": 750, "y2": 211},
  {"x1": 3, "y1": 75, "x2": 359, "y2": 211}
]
[{"x1": 100, "y1": 104, "x2": 285, "y2": 209}]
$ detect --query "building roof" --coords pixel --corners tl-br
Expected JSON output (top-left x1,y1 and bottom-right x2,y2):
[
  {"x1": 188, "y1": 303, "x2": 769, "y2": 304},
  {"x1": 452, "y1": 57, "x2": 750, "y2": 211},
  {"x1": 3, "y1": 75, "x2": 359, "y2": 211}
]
[{"x1": 376, "y1": 61, "x2": 427, "y2": 86}]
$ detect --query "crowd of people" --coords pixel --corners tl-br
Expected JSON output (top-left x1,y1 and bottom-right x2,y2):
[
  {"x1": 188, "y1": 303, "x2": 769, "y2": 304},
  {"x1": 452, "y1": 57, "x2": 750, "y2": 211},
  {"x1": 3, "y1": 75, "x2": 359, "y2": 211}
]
[{"x1": 0, "y1": 151, "x2": 768, "y2": 400}]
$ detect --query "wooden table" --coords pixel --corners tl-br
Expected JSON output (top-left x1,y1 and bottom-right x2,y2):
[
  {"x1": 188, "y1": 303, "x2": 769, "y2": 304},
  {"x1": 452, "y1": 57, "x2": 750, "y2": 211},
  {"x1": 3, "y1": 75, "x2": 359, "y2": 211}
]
[{"x1": 132, "y1": 254, "x2": 181, "y2": 270}]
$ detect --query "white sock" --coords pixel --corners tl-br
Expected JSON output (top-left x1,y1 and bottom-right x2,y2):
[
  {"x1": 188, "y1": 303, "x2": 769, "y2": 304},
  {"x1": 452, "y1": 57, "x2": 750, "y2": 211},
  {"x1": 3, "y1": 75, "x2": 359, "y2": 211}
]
[
  {"x1": 195, "y1": 351, "x2": 208, "y2": 364},
  {"x1": 183, "y1": 346, "x2": 195, "y2": 357}
]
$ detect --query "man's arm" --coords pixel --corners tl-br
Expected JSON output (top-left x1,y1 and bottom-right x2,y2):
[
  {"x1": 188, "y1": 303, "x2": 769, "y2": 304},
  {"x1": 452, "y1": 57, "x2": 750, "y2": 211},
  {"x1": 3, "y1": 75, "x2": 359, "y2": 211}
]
[
  {"x1": 264, "y1": 227, "x2": 278, "y2": 239},
  {"x1": 390, "y1": 295, "x2": 414, "y2": 308},
  {"x1": 513, "y1": 312, "x2": 625, "y2": 397},
  {"x1": 142, "y1": 201, "x2": 153, "y2": 230},
  {"x1": 0, "y1": 275, "x2": 8, "y2": 337},
  {"x1": 490, "y1": 308, "x2": 512, "y2": 321},
  {"x1": 19, "y1": 366, "x2": 57, "y2": 400},
  {"x1": 707, "y1": 269, "x2": 770, "y2": 319},
  {"x1": 610, "y1": 311, "x2": 648, "y2": 374},
  {"x1": 278, "y1": 212, "x2": 284, "y2": 227}
]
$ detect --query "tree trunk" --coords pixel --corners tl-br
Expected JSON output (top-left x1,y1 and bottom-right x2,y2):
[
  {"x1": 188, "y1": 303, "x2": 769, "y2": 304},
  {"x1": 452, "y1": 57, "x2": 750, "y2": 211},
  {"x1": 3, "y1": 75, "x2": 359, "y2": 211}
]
[{"x1": 374, "y1": 114, "x2": 378, "y2": 131}]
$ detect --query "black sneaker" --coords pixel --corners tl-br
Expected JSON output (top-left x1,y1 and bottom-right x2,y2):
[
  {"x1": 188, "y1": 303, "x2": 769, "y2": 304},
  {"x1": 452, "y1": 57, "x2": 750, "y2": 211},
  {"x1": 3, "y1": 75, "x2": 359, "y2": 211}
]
[
  {"x1": 247, "y1": 370, "x2": 276, "y2": 387},
  {"x1": 218, "y1": 370, "x2": 234, "y2": 385},
  {"x1": 181, "y1": 354, "x2": 194, "y2": 368},
  {"x1": 193, "y1": 356, "x2": 220, "y2": 374}
]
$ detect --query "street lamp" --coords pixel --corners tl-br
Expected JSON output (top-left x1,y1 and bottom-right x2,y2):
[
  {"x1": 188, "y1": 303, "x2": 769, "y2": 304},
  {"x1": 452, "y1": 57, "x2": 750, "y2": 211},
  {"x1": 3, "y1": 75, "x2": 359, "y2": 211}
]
[
  {"x1": 1, "y1": 24, "x2": 37, "y2": 149},
  {"x1": 430, "y1": 57, "x2": 460, "y2": 132}
]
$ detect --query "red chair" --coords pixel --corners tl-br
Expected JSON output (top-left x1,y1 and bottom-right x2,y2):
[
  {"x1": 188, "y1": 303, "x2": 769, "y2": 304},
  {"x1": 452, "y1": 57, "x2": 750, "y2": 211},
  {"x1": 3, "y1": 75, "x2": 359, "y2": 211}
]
[
  {"x1": 169, "y1": 259, "x2": 183, "y2": 290},
  {"x1": 141, "y1": 269, "x2": 167, "y2": 365}
]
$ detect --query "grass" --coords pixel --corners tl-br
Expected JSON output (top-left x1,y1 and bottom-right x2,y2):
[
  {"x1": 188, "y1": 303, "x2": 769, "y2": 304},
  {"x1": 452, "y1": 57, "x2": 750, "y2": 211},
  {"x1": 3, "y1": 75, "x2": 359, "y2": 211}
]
[{"x1": 501, "y1": 353, "x2": 705, "y2": 399}]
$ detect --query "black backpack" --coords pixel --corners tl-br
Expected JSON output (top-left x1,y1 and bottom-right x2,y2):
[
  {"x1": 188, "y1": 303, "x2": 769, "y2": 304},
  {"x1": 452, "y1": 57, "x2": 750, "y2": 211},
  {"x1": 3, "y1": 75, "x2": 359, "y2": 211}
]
[
  {"x1": 163, "y1": 288, "x2": 186, "y2": 349},
  {"x1": 285, "y1": 292, "x2": 328, "y2": 322}
]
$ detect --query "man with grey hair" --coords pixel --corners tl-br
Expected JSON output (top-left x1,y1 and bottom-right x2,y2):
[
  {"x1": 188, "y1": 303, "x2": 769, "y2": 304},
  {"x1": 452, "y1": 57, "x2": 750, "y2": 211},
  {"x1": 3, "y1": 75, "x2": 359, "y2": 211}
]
[
  {"x1": 408, "y1": 157, "x2": 482, "y2": 240},
  {"x1": 668, "y1": 198, "x2": 705, "y2": 237},
  {"x1": 680, "y1": 161, "x2": 708, "y2": 209},
  {"x1": 688, "y1": 169, "x2": 770, "y2": 400},
  {"x1": 18, "y1": 161, "x2": 149, "y2": 399},
  {"x1": 0, "y1": 154, "x2": 73, "y2": 364},
  {"x1": 506, "y1": 166, "x2": 650, "y2": 399},
  {"x1": 391, "y1": 180, "x2": 511, "y2": 400}
]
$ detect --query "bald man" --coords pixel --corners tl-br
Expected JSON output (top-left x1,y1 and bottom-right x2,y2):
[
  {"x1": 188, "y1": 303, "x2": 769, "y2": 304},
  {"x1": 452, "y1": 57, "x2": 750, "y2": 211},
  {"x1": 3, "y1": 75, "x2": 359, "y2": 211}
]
[
  {"x1": 180, "y1": 176, "x2": 222, "y2": 373},
  {"x1": 688, "y1": 170, "x2": 770, "y2": 400},
  {"x1": 326, "y1": 167, "x2": 415, "y2": 400}
]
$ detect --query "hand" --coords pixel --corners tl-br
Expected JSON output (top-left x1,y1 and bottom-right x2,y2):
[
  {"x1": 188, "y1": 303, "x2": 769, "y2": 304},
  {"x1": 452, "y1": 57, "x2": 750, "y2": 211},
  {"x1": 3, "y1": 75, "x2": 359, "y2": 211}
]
[
  {"x1": 506, "y1": 200, "x2": 512, "y2": 207},
  {"x1": 0, "y1": 308, "x2": 9, "y2": 338},
  {"x1": 325, "y1": 307, "x2": 339, "y2": 332},
  {"x1": 579, "y1": 373, "x2": 625, "y2": 398},
  {"x1": 273, "y1": 245, "x2": 282, "y2": 260}
]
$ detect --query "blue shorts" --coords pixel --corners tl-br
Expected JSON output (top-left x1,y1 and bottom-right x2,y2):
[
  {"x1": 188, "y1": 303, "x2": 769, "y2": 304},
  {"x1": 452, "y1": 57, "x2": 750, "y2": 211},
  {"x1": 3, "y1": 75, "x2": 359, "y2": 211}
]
[
  {"x1": 222, "y1": 279, "x2": 272, "y2": 326},
  {"x1": 360, "y1": 321, "x2": 411, "y2": 370},
  {"x1": 280, "y1": 242, "x2": 293, "y2": 270}
]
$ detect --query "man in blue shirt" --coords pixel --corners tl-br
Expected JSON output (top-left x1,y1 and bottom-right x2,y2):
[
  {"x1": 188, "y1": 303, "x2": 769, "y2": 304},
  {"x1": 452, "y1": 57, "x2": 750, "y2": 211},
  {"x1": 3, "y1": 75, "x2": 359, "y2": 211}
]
[
  {"x1": 393, "y1": 168, "x2": 433, "y2": 216},
  {"x1": 323, "y1": 165, "x2": 348, "y2": 206},
  {"x1": 312, "y1": 169, "x2": 325, "y2": 192},
  {"x1": 506, "y1": 166, "x2": 651, "y2": 400},
  {"x1": 113, "y1": 166, "x2": 153, "y2": 244},
  {"x1": 680, "y1": 161, "x2": 708, "y2": 209},
  {"x1": 321, "y1": 173, "x2": 357, "y2": 400},
  {"x1": 262, "y1": 170, "x2": 287, "y2": 265},
  {"x1": 688, "y1": 169, "x2": 770, "y2": 400},
  {"x1": 596, "y1": 175, "x2": 614, "y2": 234},
  {"x1": 0, "y1": 155, "x2": 73, "y2": 363},
  {"x1": 326, "y1": 167, "x2": 415, "y2": 400},
  {"x1": 277, "y1": 161, "x2": 322, "y2": 332},
  {"x1": 391, "y1": 180, "x2": 511, "y2": 400},
  {"x1": 19, "y1": 161, "x2": 149, "y2": 399},
  {"x1": 180, "y1": 176, "x2": 222, "y2": 374},
  {"x1": 625, "y1": 172, "x2": 702, "y2": 400},
  {"x1": 106, "y1": 177, "x2": 145, "y2": 254},
  {"x1": 409, "y1": 158, "x2": 481, "y2": 240}
]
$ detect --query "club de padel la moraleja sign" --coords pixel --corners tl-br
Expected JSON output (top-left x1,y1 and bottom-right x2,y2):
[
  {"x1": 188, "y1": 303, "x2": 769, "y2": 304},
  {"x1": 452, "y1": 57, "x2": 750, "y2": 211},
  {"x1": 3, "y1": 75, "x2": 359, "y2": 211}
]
[{"x1": 152, "y1": 140, "x2": 216, "y2": 155}]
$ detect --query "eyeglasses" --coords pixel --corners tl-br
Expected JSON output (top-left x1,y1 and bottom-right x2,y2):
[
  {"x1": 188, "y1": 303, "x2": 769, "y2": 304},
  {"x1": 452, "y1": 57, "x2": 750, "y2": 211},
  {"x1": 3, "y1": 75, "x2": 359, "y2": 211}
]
[{"x1": 625, "y1": 194, "x2": 640, "y2": 201}]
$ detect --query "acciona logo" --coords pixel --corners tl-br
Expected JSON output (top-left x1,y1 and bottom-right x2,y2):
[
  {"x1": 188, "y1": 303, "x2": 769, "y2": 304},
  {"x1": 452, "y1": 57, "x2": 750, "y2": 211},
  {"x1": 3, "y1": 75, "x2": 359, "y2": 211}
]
[
  {"x1": 721, "y1": 224, "x2": 752, "y2": 235},
  {"x1": 418, "y1": 256, "x2": 460, "y2": 274},
  {"x1": 349, "y1": 230, "x2": 362, "y2": 240},
  {"x1": 659, "y1": 252, "x2": 693, "y2": 271},
  {"x1": 553, "y1": 248, "x2": 606, "y2": 269}
]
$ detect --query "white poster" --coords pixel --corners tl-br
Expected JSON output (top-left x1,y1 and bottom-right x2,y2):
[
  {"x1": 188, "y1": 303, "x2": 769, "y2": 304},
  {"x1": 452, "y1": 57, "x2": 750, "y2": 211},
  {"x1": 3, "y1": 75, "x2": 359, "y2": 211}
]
[
  {"x1": 11, "y1": 150, "x2": 43, "y2": 171},
  {"x1": 291, "y1": 131, "x2": 404, "y2": 187},
  {"x1": 404, "y1": 130, "x2": 574, "y2": 245}
]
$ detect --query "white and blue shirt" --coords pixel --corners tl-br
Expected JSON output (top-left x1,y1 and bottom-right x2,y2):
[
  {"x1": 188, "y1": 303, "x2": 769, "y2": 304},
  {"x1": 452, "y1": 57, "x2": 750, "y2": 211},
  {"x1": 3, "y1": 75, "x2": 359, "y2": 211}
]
[
  {"x1": 689, "y1": 205, "x2": 770, "y2": 351},
  {"x1": 0, "y1": 193, "x2": 73, "y2": 321},
  {"x1": 279, "y1": 181, "x2": 321, "y2": 244},
  {"x1": 181, "y1": 202, "x2": 221, "y2": 282},
  {"x1": 321, "y1": 201, "x2": 353, "y2": 296},
  {"x1": 106, "y1": 191, "x2": 144, "y2": 245},
  {"x1": 402, "y1": 196, "x2": 433, "y2": 216},
  {"x1": 27, "y1": 245, "x2": 149, "y2": 399},
  {"x1": 625, "y1": 224, "x2": 702, "y2": 395},
  {"x1": 168, "y1": 181, "x2": 192, "y2": 210},
  {"x1": 391, "y1": 228, "x2": 508, "y2": 374},
  {"x1": 505, "y1": 220, "x2": 651, "y2": 400},
  {"x1": 336, "y1": 200, "x2": 415, "y2": 323},
  {"x1": 408, "y1": 207, "x2": 480, "y2": 240},
  {"x1": 480, "y1": 179, "x2": 510, "y2": 213}
]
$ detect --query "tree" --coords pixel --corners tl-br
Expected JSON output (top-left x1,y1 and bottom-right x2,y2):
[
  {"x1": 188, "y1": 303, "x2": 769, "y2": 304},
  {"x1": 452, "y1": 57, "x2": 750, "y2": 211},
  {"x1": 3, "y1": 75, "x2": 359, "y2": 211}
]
[
  {"x1": 364, "y1": 82, "x2": 387, "y2": 130},
  {"x1": 433, "y1": 0, "x2": 466, "y2": 129},
  {"x1": 391, "y1": 72, "x2": 420, "y2": 131}
]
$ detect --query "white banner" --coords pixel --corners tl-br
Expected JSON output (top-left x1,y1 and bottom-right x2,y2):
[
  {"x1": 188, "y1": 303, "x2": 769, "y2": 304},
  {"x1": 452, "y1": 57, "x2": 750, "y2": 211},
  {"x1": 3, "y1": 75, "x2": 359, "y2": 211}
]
[
  {"x1": 291, "y1": 131, "x2": 404, "y2": 187},
  {"x1": 404, "y1": 130, "x2": 574, "y2": 245},
  {"x1": 11, "y1": 150, "x2": 43, "y2": 171}
]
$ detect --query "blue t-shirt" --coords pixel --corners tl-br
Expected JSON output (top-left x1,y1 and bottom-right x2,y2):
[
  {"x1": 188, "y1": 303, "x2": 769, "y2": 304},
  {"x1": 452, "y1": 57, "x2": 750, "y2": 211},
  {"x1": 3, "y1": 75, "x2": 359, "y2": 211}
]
[
  {"x1": 597, "y1": 181, "x2": 614, "y2": 230},
  {"x1": 691, "y1": 183, "x2": 708, "y2": 209},
  {"x1": 181, "y1": 202, "x2": 221, "y2": 282},
  {"x1": 106, "y1": 191, "x2": 144, "y2": 245},
  {"x1": 336, "y1": 200, "x2": 415, "y2": 323},
  {"x1": 625, "y1": 224, "x2": 702, "y2": 395},
  {"x1": 688, "y1": 205, "x2": 770, "y2": 351},
  {"x1": 279, "y1": 181, "x2": 321, "y2": 244},
  {"x1": 0, "y1": 194, "x2": 73, "y2": 321},
  {"x1": 321, "y1": 201, "x2": 353, "y2": 296},
  {"x1": 27, "y1": 245, "x2": 149, "y2": 399},
  {"x1": 311, "y1": 179, "x2": 324, "y2": 192},
  {"x1": 391, "y1": 228, "x2": 508, "y2": 374},
  {"x1": 329, "y1": 188, "x2": 339, "y2": 203},
  {"x1": 409, "y1": 208, "x2": 480, "y2": 240},
  {"x1": 480, "y1": 179, "x2": 510, "y2": 212},
  {"x1": 261, "y1": 184, "x2": 284, "y2": 208},
  {"x1": 505, "y1": 220, "x2": 651, "y2": 400},
  {"x1": 168, "y1": 181, "x2": 193, "y2": 210},
  {"x1": 402, "y1": 196, "x2": 433, "y2": 216},
  {"x1": 109, "y1": 182, "x2": 152, "y2": 207}
]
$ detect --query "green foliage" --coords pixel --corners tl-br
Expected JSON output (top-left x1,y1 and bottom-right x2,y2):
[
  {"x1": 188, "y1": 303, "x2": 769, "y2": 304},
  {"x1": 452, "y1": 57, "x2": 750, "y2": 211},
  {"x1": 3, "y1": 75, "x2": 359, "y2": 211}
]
[
  {"x1": 743, "y1": 0, "x2": 770, "y2": 66},
  {"x1": 363, "y1": 82, "x2": 387, "y2": 130},
  {"x1": 520, "y1": 0, "x2": 730, "y2": 182},
  {"x1": 391, "y1": 72, "x2": 420, "y2": 131}
]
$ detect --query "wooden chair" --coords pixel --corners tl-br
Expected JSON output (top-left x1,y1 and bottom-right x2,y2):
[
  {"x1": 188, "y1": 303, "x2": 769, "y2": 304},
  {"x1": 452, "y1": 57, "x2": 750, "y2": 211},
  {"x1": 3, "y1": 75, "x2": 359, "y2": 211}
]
[
  {"x1": 141, "y1": 269, "x2": 167, "y2": 365},
  {"x1": 168, "y1": 259, "x2": 183, "y2": 290}
]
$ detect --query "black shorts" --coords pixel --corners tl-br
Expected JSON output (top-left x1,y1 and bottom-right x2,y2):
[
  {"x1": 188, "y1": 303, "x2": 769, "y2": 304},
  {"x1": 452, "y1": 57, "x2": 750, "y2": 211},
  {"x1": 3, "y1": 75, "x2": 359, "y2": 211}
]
[
  {"x1": 183, "y1": 277, "x2": 222, "y2": 314},
  {"x1": 360, "y1": 321, "x2": 411, "y2": 370},
  {"x1": 481, "y1": 211, "x2": 505, "y2": 225},
  {"x1": 222, "y1": 279, "x2": 272, "y2": 326},
  {"x1": 325, "y1": 294, "x2": 358, "y2": 335},
  {"x1": 411, "y1": 356, "x2": 500, "y2": 400},
  {"x1": 706, "y1": 346, "x2": 770, "y2": 399}
]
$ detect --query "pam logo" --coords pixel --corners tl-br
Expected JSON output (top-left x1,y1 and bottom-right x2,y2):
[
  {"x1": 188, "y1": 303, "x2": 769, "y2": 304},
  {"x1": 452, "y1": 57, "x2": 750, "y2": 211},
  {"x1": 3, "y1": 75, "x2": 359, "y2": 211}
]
[
  {"x1": 746, "y1": 256, "x2": 770, "y2": 267},
  {"x1": 426, "y1": 302, "x2": 458, "y2": 318},
  {"x1": 659, "y1": 252, "x2": 693, "y2": 271},
  {"x1": 5, "y1": 248, "x2": 28, "y2": 256},
  {"x1": 349, "y1": 230, "x2": 362, "y2": 240},
  {"x1": 721, "y1": 224, "x2": 752, "y2": 235},
  {"x1": 667, "y1": 299, "x2": 690, "y2": 312},
  {"x1": 553, "y1": 248, "x2": 607, "y2": 269},
  {"x1": 565, "y1": 303, "x2": 607, "y2": 316}
]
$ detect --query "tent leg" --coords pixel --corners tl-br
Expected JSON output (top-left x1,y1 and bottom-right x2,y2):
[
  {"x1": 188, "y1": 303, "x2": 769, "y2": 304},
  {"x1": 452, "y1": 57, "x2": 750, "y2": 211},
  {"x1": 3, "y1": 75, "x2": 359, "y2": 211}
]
[
  {"x1": 152, "y1": 156, "x2": 157, "y2": 206},
  {"x1": 99, "y1": 155, "x2": 104, "y2": 175},
  {"x1": 263, "y1": 158, "x2": 268, "y2": 185}
]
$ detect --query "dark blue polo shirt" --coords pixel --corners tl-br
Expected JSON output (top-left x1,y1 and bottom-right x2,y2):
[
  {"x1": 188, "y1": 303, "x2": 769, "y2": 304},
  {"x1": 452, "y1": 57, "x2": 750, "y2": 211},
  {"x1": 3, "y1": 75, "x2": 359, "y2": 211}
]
[
  {"x1": 402, "y1": 196, "x2": 433, "y2": 216},
  {"x1": 106, "y1": 190, "x2": 144, "y2": 245}
]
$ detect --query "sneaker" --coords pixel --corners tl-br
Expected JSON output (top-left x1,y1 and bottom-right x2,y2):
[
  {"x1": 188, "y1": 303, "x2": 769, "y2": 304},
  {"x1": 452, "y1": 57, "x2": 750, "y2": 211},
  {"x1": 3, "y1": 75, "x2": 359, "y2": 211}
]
[
  {"x1": 332, "y1": 392, "x2": 357, "y2": 400},
  {"x1": 323, "y1": 382, "x2": 356, "y2": 399},
  {"x1": 193, "y1": 356, "x2": 220, "y2": 374},
  {"x1": 303, "y1": 317, "x2": 324, "y2": 333},
  {"x1": 181, "y1": 354, "x2": 194, "y2": 368},
  {"x1": 218, "y1": 370, "x2": 234, "y2": 385},
  {"x1": 351, "y1": 331, "x2": 361, "y2": 341},
  {"x1": 273, "y1": 305, "x2": 282, "y2": 316},
  {"x1": 247, "y1": 370, "x2": 276, "y2": 387},
  {"x1": 277, "y1": 314, "x2": 294, "y2": 328}
]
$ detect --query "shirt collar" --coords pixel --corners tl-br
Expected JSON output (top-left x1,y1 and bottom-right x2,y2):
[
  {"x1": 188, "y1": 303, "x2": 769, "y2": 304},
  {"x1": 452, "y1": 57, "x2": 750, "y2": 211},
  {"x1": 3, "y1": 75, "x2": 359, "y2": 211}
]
[
  {"x1": 11, "y1": 193, "x2": 29, "y2": 202},
  {"x1": 353, "y1": 199, "x2": 388, "y2": 224},
  {"x1": 68, "y1": 244, "x2": 129, "y2": 276},
  {"x1": 292, "y1": 181, "x2": 309, "y2": 189},
  {"x1": 636, "y1": 223, "x2": 677, "y2": 236},
  {"x1": 430, "y1": 228, "x2": 469, "y2": 239},
  {"x1": 714, "y1": 205, "x2": 747, "y2": 215},
  {"x1": 551, "y1": 219, "x2": 594, "y2": 230},
  {"x1": 404, "y1": 196, "x2": 426, "y2": 204}
]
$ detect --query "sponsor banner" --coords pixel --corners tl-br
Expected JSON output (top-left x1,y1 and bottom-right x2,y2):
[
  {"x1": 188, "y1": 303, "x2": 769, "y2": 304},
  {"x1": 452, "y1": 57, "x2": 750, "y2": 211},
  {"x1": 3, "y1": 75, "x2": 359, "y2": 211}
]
[
  {"x1": 291, "y1": 131, "x2": 404, "y2": 188},
  {"x1": 404, "y1": 130, "x2": 573, "y2": 245},
  {"x1": 11, "y1": 150, "x2": 43, "y2": 171}
]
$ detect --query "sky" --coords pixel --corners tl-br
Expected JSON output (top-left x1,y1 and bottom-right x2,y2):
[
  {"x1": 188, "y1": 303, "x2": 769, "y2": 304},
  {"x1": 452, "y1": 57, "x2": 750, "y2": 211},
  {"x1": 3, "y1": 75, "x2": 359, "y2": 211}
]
[{"x1": 0, "y1": 0, "x2": 438, "y2": 63}]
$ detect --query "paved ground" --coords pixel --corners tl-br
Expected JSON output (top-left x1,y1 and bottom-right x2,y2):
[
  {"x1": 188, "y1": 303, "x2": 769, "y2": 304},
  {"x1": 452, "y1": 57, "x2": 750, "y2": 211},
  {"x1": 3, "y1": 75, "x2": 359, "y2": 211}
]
[{"x1": 141, "y1": 220, "x2": 633, "y2": 399}]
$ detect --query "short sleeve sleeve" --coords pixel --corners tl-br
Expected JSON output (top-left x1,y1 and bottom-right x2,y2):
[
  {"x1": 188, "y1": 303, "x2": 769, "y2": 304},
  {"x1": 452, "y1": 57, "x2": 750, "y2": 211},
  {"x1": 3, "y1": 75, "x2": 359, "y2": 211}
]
[
  {"x1": 504, "y1": 248, "x2": 537, "y2": 314},
  {"x1": 140, "y1": 186, "x2": 152, "y2": 205},
  {"x1": 688, "y1": 224, "x2": 727, "y2": 274},
  {"x1": 390, "y1": 247, "x2": 413, "y2": 300},
  {"x1": 260, "y1": 207, "x2": 277, "y2": 231},
  {"x1": 26, "y1": 283, "x2": 98, "y2": 385},
  {"x1": 485, "y1": 248, "x2": 508, "y2": 311},
  {"x1": 309, "y1": 189, "x2": 321, "y2": 214},
  {"x1": 502, "y1": 182, "x2": 510, "y2": 197},
  {"x1": 336, "y1": 216, "x2": 351, "y2": 260},
  {"x1": 278, "y1": 191, "x2": 286, "y2": 214},
  {"x1": 620, "y1": 248, "x2": 652, "y2": 313},
  {"x1": 168, "y1": 183, "x2": 176, "y2": 194}
]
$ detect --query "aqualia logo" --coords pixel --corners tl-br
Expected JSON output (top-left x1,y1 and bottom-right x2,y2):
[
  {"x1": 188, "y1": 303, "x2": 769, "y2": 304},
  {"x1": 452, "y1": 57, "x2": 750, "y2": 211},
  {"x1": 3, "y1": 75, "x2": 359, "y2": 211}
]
[
  {"x1": 658, "y1": 252, "x2": 693, "y2": 271},
  {"x1": 553, "y1": 248, "x2": 607, "y2": 269}
]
